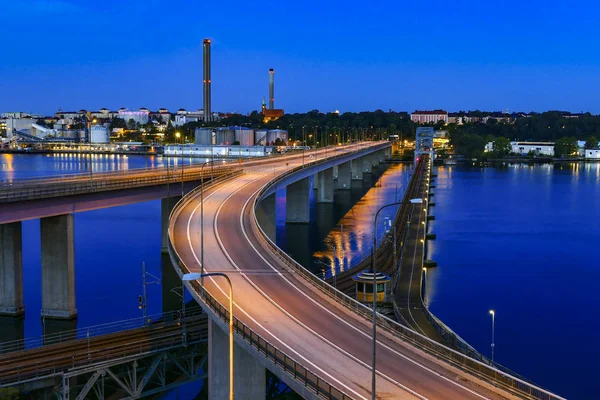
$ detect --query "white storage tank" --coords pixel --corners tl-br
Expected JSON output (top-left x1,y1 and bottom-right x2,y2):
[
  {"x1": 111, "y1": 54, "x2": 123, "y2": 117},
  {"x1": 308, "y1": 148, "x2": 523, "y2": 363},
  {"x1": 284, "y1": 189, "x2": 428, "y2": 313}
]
[
  {"x1": 231, "y1": 126, "x2": 254, "y2": 146},
  {"x1": 90, "y1": 125, "x2": 110, "y2": 143},
  {"x1": 255, "y1": 130, "x2": 267, "y2": 146},
  {"x1": 195, "y1": 128, "x2": 213, "y2": 145},
  {"x1": 266, "y1": 129, "x2": 288, "y2": 145},
  {"x1": 215, "y1": 127, "x2": 235, "y2": 145}
]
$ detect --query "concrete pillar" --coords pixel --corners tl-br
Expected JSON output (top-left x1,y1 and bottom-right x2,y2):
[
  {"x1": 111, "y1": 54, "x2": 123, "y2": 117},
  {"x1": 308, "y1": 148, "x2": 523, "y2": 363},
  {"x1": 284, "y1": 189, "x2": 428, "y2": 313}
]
[
  {"x1": 161, "y1": 254, "x2": 182, "y2": 313},
  {"x1": 255, "y1": 193, "x2": 276, "y2": 242},
  {"x1": 0, "y1": 222, "x2": 24, "y2": 315},
  {"x1": 336, "y1": 161, "x2": 351, "y2": 189},
  {"x1": 316, "y1": 168, "x2": 334, "y2": 203},
  {"x1": 351, "y1": 159, "x2": 363, "y2": 180},
  {"x1": 362, "y1": 156, "x2": 373, "y2": 173},
  {"x1": 208, "y1": 319, "x2": 265, "y2": 400},
  {"x1": 0, "y1": 316, "x2": 24, "y2": 348},
  {"x1": 41, "y1": 214, "x2": 77, "y2": 319},
  {"x1": 286, "y1": 177, "x2": 310, "y2": 223},
  {"x1": 333, "y1": 165, "x2": 338, "y2": 179},
  {"x1": 161, "y1": 196, "x2": 181, "y2": 254},
  {"x1": 378, "y1": 150, "x2": 385, "y2": 163}
]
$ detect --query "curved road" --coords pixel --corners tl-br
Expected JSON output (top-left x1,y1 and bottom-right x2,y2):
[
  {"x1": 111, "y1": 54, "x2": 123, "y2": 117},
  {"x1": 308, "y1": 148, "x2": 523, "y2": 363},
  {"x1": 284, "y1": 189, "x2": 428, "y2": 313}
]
[{"x1": 171, "y1": 145, "x2": 514, "y2": 399}]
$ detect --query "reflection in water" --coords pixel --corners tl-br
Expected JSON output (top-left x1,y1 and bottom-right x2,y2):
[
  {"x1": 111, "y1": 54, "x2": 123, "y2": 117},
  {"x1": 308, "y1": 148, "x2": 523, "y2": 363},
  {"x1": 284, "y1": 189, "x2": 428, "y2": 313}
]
[{"x1": 313, "y1": 164, "x2": 410, "y2": 277}]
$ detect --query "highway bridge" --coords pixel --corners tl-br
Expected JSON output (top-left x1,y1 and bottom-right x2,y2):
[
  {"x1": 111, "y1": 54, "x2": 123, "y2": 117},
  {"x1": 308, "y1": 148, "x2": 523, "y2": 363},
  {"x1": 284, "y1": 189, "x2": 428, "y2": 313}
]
[{"x1": 168, "y1": 142, "x2": 563, "y2": 399}]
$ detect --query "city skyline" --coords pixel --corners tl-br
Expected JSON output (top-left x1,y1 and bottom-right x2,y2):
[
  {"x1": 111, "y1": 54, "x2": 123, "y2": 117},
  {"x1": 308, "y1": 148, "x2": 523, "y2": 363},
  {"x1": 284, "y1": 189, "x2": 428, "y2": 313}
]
[{"x1": 2, "y1": 0, "x2": 600, "y2": 115}]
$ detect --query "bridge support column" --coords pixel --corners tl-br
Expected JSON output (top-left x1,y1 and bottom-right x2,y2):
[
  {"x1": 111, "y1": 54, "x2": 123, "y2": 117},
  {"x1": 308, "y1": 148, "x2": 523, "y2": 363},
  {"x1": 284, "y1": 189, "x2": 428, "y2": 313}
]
[
  {"x1": 316, "y1": 168, "x2": 334, "y2": 203},
  {"x1": 0, "y1": 222, "x2": 24, "y2": 316},
  {"x1": 351, "y1": 159, "x2": 363, "y2": 180},
  {"x1": 362, "y1": 156, "x2": 373, "y2": 173},
  {"x1": 286, "y1": 177, "x2": 310, "y2": 223},
  {"x1": 208, "y1": 319, "x2": 265, "y2": 400},
  {"x1": 41, "y1": 214, "x2": 77, "y2": 319},
  {"x1": 336, "y1": 161, "x2": 351, "y2": 189},
  {"x1": 256, "y1": 193, "x2": 276, "y2": 242},
  {"x1": 161, "y1": 196, "x2": 181, "y2": 254}
]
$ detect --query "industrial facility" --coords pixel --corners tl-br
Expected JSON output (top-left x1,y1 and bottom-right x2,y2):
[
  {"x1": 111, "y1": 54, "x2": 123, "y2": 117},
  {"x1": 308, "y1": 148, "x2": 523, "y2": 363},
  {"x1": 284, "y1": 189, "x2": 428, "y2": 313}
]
[
  {"x1": 195, "y1": 127, "x2": 288, "y2": 147},
  {"x1": 261, "y1": 68, "x2": 284, "y2": 123}
]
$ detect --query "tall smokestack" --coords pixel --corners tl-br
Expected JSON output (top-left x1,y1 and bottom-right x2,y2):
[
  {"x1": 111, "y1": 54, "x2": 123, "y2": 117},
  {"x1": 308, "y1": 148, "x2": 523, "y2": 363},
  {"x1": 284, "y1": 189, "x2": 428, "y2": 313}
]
[
  {"x1": 203, "y1": 39, "x2": 211, "y2": 122},
  {"x1": 269, "y1": 68, "x2": 274, "y2": 110}
]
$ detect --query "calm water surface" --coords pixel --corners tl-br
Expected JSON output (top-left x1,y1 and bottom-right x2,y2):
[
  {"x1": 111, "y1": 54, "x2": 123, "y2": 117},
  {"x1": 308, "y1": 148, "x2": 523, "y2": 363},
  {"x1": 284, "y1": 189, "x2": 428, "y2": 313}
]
[{"x1": 427, "y1": 163, "x2": 600, "y2": 399}]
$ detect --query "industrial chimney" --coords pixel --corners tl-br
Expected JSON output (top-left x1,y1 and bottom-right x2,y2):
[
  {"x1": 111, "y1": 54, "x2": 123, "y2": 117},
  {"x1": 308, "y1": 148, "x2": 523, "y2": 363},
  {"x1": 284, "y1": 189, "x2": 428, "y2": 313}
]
[
  {"x1": 203, "y1": 39, "x2": 211, "y2": 122},
  {"x1": 269, "y1": 68, "x2": 274, "y2": 110}
]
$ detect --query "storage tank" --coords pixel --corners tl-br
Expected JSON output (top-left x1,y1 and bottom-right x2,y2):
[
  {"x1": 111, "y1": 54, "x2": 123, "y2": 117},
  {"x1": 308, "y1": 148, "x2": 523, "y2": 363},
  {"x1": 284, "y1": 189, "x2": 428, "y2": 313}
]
[
  {"x1": 230, "y1": 126, "x2": 254, "y2": 146},
  {"x1": 266, "y1": 129, "x2": 288, "y2": 145},
  {"x1": 195, "y1": 128, "x2": 212, "y2": 145},
  {"x1": 215, "y1": 127, "x2": 235, "y2": 145},
  {"x1": 90, "y1": 125, "x2": 110, "y2": 143},
  {"x1": 255, "y1": 130, "x2": 267, "y2": 146}
]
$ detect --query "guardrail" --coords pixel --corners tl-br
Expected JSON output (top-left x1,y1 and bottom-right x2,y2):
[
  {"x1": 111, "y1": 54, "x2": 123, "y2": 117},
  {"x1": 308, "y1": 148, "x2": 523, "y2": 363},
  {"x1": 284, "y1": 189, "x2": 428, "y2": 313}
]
[
  {"x1": 0, "y1": 163, "x2": 238, "y2": 203},
  {"x1": 0, "y1": 314, "x2": 208, "y2": 387},
  {"x1": 0, "y1": 306, "x2": 203, "y2": 355},
  {"x1": 166, "y1": 146, "x2": 390, "y2": 399},
  {"x1": 251, "y1": 154, "x2": 565, "y2": 399}
]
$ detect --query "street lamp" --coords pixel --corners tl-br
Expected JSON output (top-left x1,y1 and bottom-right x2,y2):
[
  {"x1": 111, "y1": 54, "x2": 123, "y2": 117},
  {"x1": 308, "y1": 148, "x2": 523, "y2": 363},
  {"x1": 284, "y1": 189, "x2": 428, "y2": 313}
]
[
  {"x1": 370, "y1": 197, "x2": 422, "y2": 399},
  {"x1": 182, "y1": 272, "x2": 234, "y2": 400},
  {"x1": 489, "y1": 310, "x2": 495, "y2": 362},
  {"x1": 175, "y1": 132, "x2": 184, "y2": 196}
]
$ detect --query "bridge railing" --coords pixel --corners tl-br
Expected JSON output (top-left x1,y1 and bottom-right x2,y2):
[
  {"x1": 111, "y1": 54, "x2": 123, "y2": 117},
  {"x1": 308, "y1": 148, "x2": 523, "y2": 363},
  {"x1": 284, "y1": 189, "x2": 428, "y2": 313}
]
[
  {"x1": 166, "y1": 149, "x2": 391, "y2": 400},
  {"x1": 251, "y1": 153, "x2": 565, "y2": 400},
  {"x1": 0, "y1": 162, "x2": 238, "y2": 203},
  {"x1": 0, "y1": 306, "x2": 203, "y2": 355}
]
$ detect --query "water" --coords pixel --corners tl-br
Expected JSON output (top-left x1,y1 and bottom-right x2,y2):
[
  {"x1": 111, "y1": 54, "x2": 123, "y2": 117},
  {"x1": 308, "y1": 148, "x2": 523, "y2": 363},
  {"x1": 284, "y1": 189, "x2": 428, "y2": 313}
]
[{"x1": 427, "y1": 163, "x2": 600, "y2": 399}]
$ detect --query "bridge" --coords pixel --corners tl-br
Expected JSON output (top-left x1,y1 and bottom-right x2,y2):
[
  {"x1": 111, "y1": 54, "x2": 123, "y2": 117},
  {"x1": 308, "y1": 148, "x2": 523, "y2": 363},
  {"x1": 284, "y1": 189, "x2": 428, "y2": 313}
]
[
  {"x1": 0, "y1": 308, "x2": 208, "y2": 399},
  {"x1": 0, "y1": 142, "x2": 563, "y2": 399},
  {"x1": 167, "y1": 142, "x2": 562, "y2": 399}
]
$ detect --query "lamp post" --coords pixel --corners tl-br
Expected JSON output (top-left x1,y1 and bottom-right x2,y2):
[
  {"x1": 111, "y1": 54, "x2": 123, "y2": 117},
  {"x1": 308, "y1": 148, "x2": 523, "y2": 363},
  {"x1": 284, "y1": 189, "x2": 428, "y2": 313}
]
[
  {"x1": 182, "y1": 272, "x2": 234, "y2": 400},
  {"x1": 489, "y1": 310, "x2": 495, "y2": 363},
  {"x1": 370, "y1": 198, "x2": 423, "y2": 399}
]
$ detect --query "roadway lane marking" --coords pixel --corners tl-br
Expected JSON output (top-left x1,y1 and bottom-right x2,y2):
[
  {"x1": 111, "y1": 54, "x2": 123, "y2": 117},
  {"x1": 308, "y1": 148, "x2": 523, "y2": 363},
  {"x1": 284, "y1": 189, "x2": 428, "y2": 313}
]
[
  {"x1": 184, "y1": 165, "x2": 370, "y2": 400},
  {"x1": 405, "y1": 201, "x2": 428, "y2": 336},
  {"x1": 234, "y1": 176, "x2": 491, "y2": 399}
]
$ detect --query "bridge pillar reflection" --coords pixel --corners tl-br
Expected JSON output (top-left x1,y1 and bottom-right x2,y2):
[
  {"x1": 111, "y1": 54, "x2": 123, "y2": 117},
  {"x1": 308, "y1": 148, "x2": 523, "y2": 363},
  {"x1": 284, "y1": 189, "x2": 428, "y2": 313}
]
[
  {"x1": 41, "y1": 214, "x2": 77, "y2": 319},
  {"x1": 336, "y1": 161, "x2": 351, "y2": 189},
  {"x1": 208, "y1": 319, "x2": 265, "y2": 399},
  {"x1": 0, "y1": 222, "x2": 24, "y2": 316},
  {"x1": 316, "y1": 168, "x2": 334, "y2": 203},
  {"x1": 351, "y1": 159, "x2": 363, "y2": 181},
  {"x1": 286, "y1": 177, "x2": 310, "y2": 223},
  {"x1": 256, "y1": 192, "x2": 276, "y2": 242},
  {"x1": 161, "y1": 195, "x2": 182, "y2": 254}
]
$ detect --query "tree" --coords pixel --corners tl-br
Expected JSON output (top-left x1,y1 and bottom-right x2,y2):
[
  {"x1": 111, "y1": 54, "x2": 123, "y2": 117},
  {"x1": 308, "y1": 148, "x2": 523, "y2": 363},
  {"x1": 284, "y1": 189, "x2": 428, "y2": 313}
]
[
  {"x1": 127, "y1": 118, "x2": 137, "y2": 131},
  {"x1": 553, "y1": 136, "x2": 578, "y2": 157},
  {"x1": 452, "y1": 133, "x2": 486, "y2": 159},
  {"x1": 492, "y1": 137, "x2": 511, "y2": 156},
  {"x1": 109, "y1": 117, "x2": 127, "y2": 131},
  {"x1": 585, "y1": 135, "x2": 599, "y2": 149}
]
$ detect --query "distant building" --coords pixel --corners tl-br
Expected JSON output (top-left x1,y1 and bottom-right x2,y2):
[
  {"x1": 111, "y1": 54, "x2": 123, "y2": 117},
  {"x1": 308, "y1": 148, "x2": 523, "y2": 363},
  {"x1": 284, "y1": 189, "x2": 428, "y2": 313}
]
[
  {"x1": 2, "y1": 112, "x2": 29, "y2": 119},
  {"x1": 411, "y1": 110, "x2": 448, "y2": 124},
  {"x1": 118, "y1": 109, "x2": 150, "y2": 125},
  {"x1": 261, "y1": 98, "x2": 284, "y2": 123},
  {"x1": 511, "y1": 141, "x2": 554, "y2": 156},
  {"x1": 5, "y1": 118, "x2": 35, "y2": 137},
  {"x1": 585, "y1": 149, "x2": 600, "y2": 159}
]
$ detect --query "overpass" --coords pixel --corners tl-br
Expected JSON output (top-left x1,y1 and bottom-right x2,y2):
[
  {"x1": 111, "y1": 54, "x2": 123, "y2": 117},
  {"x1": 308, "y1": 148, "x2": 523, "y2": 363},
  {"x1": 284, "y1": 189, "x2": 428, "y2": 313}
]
[{"x1": 168, "y1": 142, "x2": 563, "y2": 399}]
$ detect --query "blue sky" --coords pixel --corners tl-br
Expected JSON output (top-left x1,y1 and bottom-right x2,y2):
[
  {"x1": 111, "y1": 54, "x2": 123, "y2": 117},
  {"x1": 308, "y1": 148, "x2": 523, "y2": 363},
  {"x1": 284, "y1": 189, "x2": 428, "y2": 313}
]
[{"x1": 2, "y1": 0, "x2": 600, "y2": 115}]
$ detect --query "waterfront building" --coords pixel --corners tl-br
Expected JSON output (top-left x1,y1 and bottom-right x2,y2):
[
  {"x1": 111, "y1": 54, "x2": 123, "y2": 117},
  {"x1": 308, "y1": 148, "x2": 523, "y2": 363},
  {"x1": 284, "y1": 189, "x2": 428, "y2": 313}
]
[
  {"x1": 511, "y1": 141, "x2": 554, "y2": 156},
  {"x1": 585, "y1": 149, "x2": 600, "y2": 159},
  {"x1": 411, "y1": 110, "x2": 448, "y2": 124}
]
